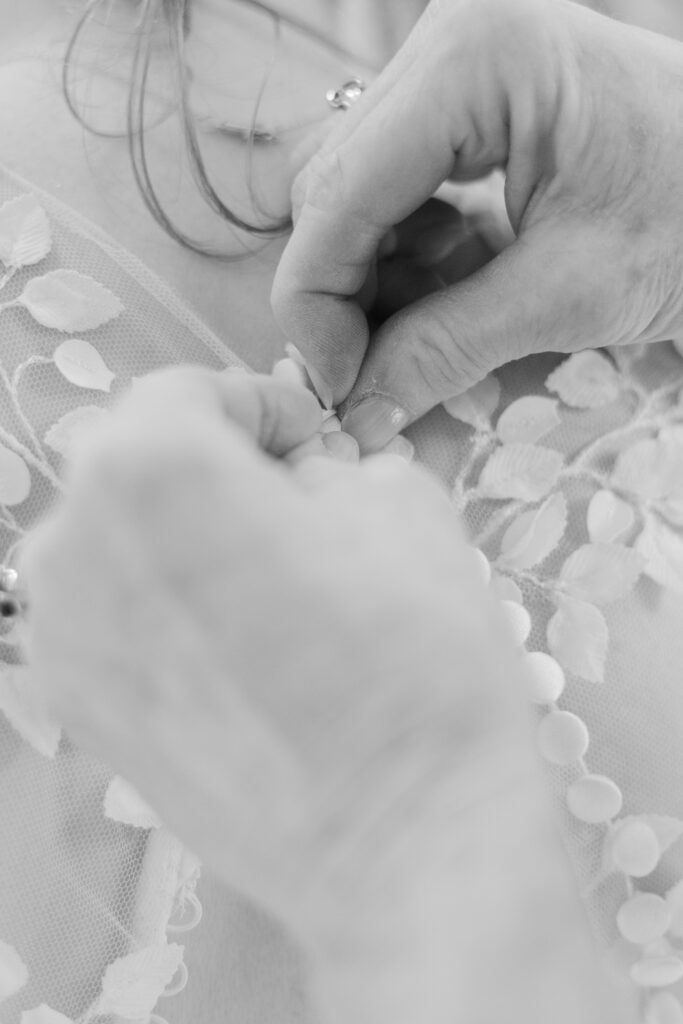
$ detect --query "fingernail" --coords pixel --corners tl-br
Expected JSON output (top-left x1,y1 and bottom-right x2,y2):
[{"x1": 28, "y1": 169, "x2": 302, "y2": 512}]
[
  {"x1": 380, "y1": 435, "x2": 415, "y2": 463},
  {"x1": 342, "y1": 396, "x2": 409, "y2": 454},
  {"x1": 322, "y1": 431, "x2": 360, "y2": 463},
  {"x1": 303, "y1": 361, "x2": 334, "y2": 410}
]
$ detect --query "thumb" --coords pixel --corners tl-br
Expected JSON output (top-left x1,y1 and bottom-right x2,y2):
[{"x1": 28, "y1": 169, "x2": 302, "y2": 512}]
[{"x1": 341, "y1": 227, "x2": 614, "y2": 453}]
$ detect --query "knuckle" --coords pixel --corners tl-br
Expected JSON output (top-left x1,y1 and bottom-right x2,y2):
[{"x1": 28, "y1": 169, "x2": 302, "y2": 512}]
[{"x1": 401, "y1": 307, "x2": 490, "y2": 400}]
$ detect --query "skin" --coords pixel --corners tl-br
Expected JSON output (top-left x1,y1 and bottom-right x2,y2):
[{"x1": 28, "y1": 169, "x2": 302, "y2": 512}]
[
  {"x1": 24, "y1": 368, "x2": 632, "y2": 1024},
  {"x1": 272, "y1": 0, "x2": 683, "y2": 452},
  {"x1": 5, "y1": 3, "x2": 680, "y2": 1022}
]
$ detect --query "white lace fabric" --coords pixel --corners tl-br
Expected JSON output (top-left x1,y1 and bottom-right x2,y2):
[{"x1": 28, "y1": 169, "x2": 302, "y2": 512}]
[
  {"x1": 0, "y1": 163, "x2": 239, "y2": 1024},
  {"x1": 1, "y1": 156, "x2": 683, "y2": 1024}
]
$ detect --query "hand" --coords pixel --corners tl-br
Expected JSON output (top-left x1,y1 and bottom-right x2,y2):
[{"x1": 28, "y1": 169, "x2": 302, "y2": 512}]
[
  {"x1": 272, "y1": 0, "x2": 683, "y2": 451},
  {"x1": 23, "y1": 368, "x2": 627, "y2": 1024}
]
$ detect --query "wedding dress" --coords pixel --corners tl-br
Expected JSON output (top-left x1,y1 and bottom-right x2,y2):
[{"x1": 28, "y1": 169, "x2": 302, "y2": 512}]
[{"x1": 0, "y1": 152, "x2": 683, "y2": 1024}]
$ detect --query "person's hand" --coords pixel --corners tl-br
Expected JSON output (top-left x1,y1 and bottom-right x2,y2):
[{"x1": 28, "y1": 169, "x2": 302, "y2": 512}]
[
  {"x1": 272, "y1": 0, "x2": 683, "y2": 451},
  {"x1": 21, "y1": 367, "x2": 628, "y2": 1024}
]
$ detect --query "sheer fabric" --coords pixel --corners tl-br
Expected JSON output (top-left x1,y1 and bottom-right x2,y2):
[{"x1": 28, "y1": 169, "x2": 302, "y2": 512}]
[
  {"x1": 0, "y1": 157, "x2": 683, "y2": 1024},
  {"x1": 0, "y1": 162, "x2": 240, "y2": 1024}
]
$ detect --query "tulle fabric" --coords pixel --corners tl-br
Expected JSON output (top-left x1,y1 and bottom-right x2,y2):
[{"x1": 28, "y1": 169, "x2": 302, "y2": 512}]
[
  {"x1": 1, "y1": 155, "x2": 683, "y2": 1024},
  {"x1": 0, "y1": 162, "x2": 239, "y2": 1024}
]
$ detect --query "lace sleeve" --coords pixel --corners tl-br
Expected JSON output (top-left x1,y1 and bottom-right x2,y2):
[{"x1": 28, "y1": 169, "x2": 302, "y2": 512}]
[
  {"x1": 0, "y1": 163, "x2": 245, "y2": 1024},
  {"x1": 2, "y1": 156, "x2": 683, "y2": 1024},
  {"x1": 412, "y1": 338, "x2": 683, "y2": 1019}
]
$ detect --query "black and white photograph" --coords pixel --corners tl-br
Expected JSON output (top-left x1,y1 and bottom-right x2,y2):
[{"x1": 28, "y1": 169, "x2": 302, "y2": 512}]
[{"x1": 1, "y1": 2, "x2": 683, "y2": 1022}]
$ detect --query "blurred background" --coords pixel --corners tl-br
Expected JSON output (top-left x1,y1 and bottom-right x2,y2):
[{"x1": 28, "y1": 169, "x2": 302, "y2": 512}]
[{"x1": 1, "y1": 1, "x2": 682, "y2": 70}]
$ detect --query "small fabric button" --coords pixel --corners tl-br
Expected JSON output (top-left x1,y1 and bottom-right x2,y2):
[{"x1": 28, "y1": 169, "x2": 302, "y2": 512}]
[
  {"x1": 501, "y1": 600, "x2": 531, "y2": 647},
  {"x1": 612, "y1": 821, "x2": 661, "y2": 878},
  {"x1": 617, "y1": 893, "x2": 672, "y2": 945},
  {"x1": 631, "y1": 956, "x2": 683, "y2": 988},
  {"x1": 567, "y1": 774, "x2": 623, "y2": 823},
  {"x1": 522, "y1": 652, "x2": 566, "y2": 703},
  {"x1": 537, "y1": 710, "x2": 589, "y2": 765}
]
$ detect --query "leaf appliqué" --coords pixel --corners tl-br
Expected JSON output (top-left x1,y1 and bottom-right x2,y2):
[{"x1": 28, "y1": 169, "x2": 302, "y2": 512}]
[
  {"x1": 0, "y1": 195, "x2": 51, "y2": 268},
  {"x1": 612, "y1": 437, "x2": 683, "y2": 501},
  {"x1": 478, "y1": 443, "x2": 564, "y2": 501},
  {"x1": 0, "y1": 443, "x2": 31, "y2": 507},
  {"x1": 53, "y1": 340, "x2": 115, "y2": 392},
  {"x1": 546, "y1": 351, "x2": 621, "y2": 408},
  {"x1": 587, "y1": 490, "x2": 635, "y2": 544},
  {"x1": 636, "y1": 515, "x2": 683, "y2": 594},
  {"x1": 21, "y1": 1005, "x2": 75, "y2": 1024},
  {"x1": 16, "y1": 270, "x2": 123, "y2": 332},
  {"x1": 498, "y1": 492, "x2": 567, "y2": 570},
  {"x1": 559, "y1": 543, "x2": 643, "y2": 605},
  {"x1": 547, "y1": 596, "x2": 609, "y2": 683},
  {"x1": 442, "y1": 375, "x2": 501, "y2": 430},
  {"x1": 94, "y1": 944, "x2": 184, "y2": 1019},
  {"x1": 0, "y1": 939, "x2": 29, "y2": 1001},
  {"x1": 496, "y1": 396, "x2": 561, "y2": 444},
  {"x1": 104, "y1": 776, "x2": 162, "y2": 830},
  {"x1": 0, "y1": 665, "x2": 62, "y2": 758}
]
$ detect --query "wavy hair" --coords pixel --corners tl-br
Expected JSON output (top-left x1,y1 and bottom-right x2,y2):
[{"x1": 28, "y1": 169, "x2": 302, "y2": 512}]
[{"x1": 63, "y1": 0, "x2": 360, "y2": 257}]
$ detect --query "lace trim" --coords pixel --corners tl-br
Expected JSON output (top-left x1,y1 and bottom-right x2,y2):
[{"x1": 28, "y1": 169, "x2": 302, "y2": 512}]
[{"x1": 0, "y1": 162, "x2": 249, "y2": 372}]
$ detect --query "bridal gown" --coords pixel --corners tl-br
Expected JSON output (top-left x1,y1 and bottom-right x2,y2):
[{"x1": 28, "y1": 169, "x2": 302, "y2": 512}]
[{"x1": 2, "y1": 6, "x2": 683, "y2": 1022}]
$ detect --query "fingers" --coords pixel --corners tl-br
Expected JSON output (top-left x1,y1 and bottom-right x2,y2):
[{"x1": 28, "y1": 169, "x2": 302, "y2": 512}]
[
  {"x1": 271, "y1": 0, "x2": 555, "y2": 407},
  {"x1": 113, "y1": 367, "x2": 323, "y2": 458},
  {"x1": 341, "y1": 226, "x2": 620, "y2": 452},
  {"x1": 271, "y1": 19, "x2": 509, "y2": 406}
]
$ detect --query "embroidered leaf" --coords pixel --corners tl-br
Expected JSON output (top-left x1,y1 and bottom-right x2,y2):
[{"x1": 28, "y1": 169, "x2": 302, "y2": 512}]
[
  {"x1": 0, "y1": 665, "x2": 61, "y2": 758},
  {"x1": 104, "y1": 776, "x2": 162, "y2": 830},
  {"x1": 0, "y1": 443, "x2": 31, "y2": 506},
  {"x1": 45, "y1": 406, "x2": 110, "y2": 461},
  {"x1": 559, "y1": 543, "x2": 643, "y2": 605},
  {"x1": 545, "y1": 351, "x2": 621, "y2": 408},
  {"x1": 611, "y1": 437, "x2": 683, "y2": 501},
  {"x1": 499, "y1": 492, "x2": 567, "y2": 570},
  {"x1": 587, "y1": 490, "x2": 635, "y2": 544},
  {"x1": 442, "y1": 375, "x2": 501, "y2": 430},
  {"x1": 16, "y1": 270, "x2": 123, "y2": 332},
  {"x1": 478, "y1": 443, "x2": 564, "y2": 501},
  {"x1": 53, "y1": 340, "x2": 115, "y2": 392},
  {"x1": 611, "y1": 440, "x2": 660, "y2": 498},
  {"x1": 0, "y1": 195, "x2": 52, "y2": 268},
  {"x1": 94, "y1": 944, "x2": 184, "y2": 1018},
  {"x1": 547, "y1": 596, "x2": 609, "y2": 683},
  {"x1": 636, "y1": 515, "x2": 683, "y2": 594},
  {"x1": 21, "y1": 1005, "x2": 75, "y2": 1024},
  {"x1": 496, "y1": 396, "x2": 561, "y2": 444},
  {"x1": 0, "y1": 939, "x2": 28, "y2": 1001}
]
